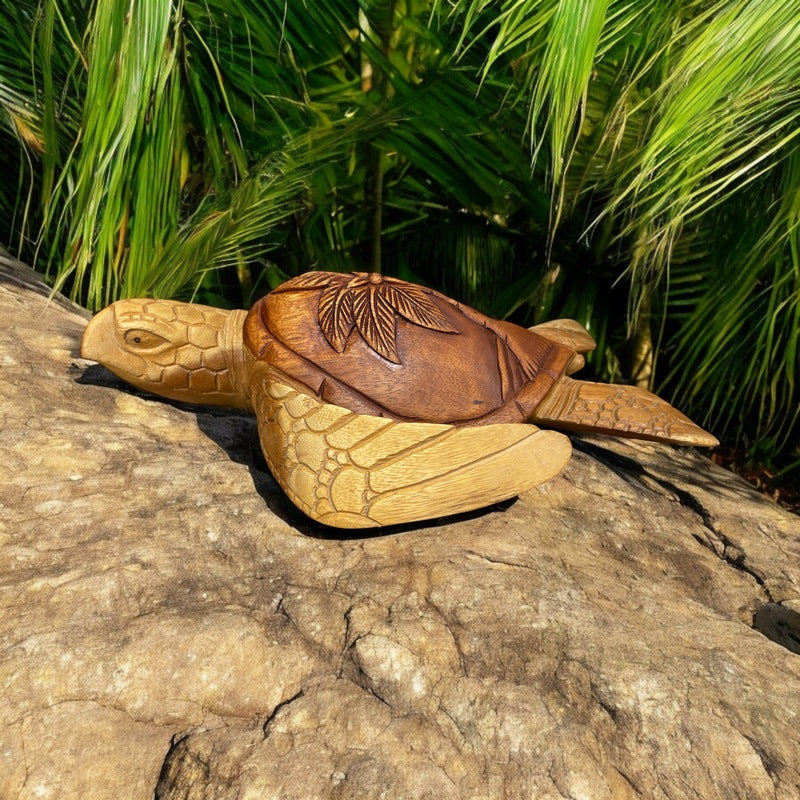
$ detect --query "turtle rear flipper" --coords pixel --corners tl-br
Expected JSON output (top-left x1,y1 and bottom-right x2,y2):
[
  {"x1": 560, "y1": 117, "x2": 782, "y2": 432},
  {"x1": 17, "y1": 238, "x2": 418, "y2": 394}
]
[
  {"x1": 531, "y1": 377, "x2": 719, "y2": 446},
  {"x1": 528, "y1": 319, "x2": 595, "y2": 375},
  {"x1": 529, "y1": 319, "x2": 596, "y2": 353},
  {"x1": 253, "y1": 366, "x2": 572, "y2": 528}
]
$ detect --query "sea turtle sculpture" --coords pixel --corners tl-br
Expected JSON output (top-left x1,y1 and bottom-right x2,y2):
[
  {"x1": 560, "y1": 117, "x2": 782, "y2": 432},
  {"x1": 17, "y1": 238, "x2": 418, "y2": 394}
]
[{"x1": 81, "y1": 270, "x2": 717, "y2": 528}]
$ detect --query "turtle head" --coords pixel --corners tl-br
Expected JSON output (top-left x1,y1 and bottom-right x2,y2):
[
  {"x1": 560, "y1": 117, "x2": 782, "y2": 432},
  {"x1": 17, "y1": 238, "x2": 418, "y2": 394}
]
[{"x1": 81, "y1": 298, "x2": 251, "y2": 409}]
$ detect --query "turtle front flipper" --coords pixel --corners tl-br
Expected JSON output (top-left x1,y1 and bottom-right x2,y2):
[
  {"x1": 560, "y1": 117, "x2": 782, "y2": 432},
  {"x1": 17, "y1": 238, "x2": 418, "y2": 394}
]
[
  {"x1": 531, "y1": 377, "x2": 718, "y2": 446},
  {"x1": 252, "y1": 366, "x2": 572, "y2": 528}
]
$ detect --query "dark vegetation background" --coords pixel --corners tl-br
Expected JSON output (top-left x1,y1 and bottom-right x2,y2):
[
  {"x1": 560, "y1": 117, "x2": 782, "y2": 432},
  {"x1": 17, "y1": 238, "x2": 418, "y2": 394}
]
[{"x1": 1, "y1": 0, "x2": 798, "y2": 496}]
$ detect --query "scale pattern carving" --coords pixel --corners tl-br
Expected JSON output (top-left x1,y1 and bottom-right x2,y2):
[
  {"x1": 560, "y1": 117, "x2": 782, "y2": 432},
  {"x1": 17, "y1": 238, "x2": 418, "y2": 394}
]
[{"x1": 253, "y1": 367, "x2": 570, "y2": 527}]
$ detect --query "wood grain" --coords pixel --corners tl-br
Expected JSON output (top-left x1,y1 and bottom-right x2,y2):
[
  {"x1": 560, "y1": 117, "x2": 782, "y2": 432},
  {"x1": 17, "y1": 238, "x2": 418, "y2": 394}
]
[
  {"x1": 253, "y1": 365, "x2": 572, "y2": 528},
  {"x1": 531, "y1": 376, "x2": 718, "y2": 446},
  {"x1": 81, "y1": 271, "x2": 718, "y2": 527},
  {"x1": 244, "y1": 271, "x2": 575, "y2": 425}
]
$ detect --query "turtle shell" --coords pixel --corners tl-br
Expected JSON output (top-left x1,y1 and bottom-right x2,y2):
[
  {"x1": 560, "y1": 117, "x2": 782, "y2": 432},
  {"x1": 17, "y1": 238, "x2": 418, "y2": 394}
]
[{"x1": 243, "y1": 271, "x2": 576, "y2": 426}]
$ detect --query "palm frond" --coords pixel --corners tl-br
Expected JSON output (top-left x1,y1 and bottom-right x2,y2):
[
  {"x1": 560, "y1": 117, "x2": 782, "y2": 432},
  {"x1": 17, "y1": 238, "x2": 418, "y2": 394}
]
[
  {"x1": 605, "y1": 0, "x2": 800, "y2": 290},
  {"x1": 665, "y1": 144, "x2": 800, "y2": 448},
  {"x1": 40, "y1": 0, "x2": 185, "y2": 308},
  {"x1": 2, "y1": 0, "x2": 799, "y2": 461}
]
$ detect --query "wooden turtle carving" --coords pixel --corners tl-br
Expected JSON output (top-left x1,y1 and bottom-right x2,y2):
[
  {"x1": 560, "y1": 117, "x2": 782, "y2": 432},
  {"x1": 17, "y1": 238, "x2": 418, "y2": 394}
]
[{"x1": 81, "y1": 271, "x2": 717, "y2": 528}]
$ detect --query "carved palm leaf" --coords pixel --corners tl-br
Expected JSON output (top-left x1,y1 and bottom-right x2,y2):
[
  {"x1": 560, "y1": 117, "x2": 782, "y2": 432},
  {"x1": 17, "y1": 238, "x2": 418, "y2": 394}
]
[
  {"x1": 282, "y1": 272, "x2": 458, "y2": 363},
  {"x1": 351, "y1": 283, "x2": 400, "y2": 362},
  {"x1": 318, "y1": 284, "x2": 355, "y2": 353},
  {"x1": 383, "y1": 282, "x2": 457, "y2": 333}
]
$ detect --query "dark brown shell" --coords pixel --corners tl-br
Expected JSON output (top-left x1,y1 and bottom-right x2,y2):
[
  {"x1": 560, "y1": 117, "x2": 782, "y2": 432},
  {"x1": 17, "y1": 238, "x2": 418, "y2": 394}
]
[{"x1": 244, "y1": 271, "x2": 576, "y2": 425}]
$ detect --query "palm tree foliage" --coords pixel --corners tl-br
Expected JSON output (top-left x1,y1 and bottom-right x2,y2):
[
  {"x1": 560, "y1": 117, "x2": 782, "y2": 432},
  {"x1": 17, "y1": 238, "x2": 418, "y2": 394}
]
[{"x1": 1, "y1": 0, "x2": 798, "y2": 465}]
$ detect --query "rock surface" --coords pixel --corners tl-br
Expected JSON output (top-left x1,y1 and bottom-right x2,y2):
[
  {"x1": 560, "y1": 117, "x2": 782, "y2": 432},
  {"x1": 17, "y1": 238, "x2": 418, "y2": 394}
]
[{"x1": 2, "y1": 253, "x2": 799, "y2": 800}]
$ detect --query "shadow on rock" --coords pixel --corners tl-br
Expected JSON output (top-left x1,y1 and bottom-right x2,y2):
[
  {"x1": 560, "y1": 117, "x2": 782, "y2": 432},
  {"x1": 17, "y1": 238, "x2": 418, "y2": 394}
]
[
  {"x1": 752, "y1": 603, "x2": 800, "y2": 655},
  {"x1": 194, "y1": 408, "x2": 519, "y2": 540},
  {"x1": 78, "y1": 365, "x2": 516, "y2": 540},
  {"x1": 573, "y1": 436, "x2": 759, "y2": 504}
]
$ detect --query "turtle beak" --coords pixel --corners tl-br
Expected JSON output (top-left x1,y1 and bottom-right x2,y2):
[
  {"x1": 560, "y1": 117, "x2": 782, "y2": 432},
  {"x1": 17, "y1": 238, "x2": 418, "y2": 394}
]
[
  {"x1": 81, "y1": 305, "x2": 116, "y2": 364},
  {"x1": 80, "y1": 301, "x2": 154, "y2": 386}
]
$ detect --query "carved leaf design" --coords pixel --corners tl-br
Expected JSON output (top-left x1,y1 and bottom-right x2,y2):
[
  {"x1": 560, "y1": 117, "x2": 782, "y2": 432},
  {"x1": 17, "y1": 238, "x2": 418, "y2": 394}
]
[
  {"x1": 352, "y1": 283, "x2": 400, "y2": 363},
  {"x1": 318, "y1": 284, "x2": 355, "y2": 353},
  {"x1": 277, "y1": 271, "x2": 339, "y2": 290},
  {"x1": 383, "y1": 283, "x2": 458, "y2": 333},
  {"x1": 271, "y1": 271, "x2": 459, "y2": 363}
]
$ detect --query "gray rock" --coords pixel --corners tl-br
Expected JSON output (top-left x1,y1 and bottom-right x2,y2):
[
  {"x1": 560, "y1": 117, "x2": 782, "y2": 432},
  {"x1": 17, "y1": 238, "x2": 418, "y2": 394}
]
[{"x1": 1, "y1": 254, "x2": 799, "y2": 800}]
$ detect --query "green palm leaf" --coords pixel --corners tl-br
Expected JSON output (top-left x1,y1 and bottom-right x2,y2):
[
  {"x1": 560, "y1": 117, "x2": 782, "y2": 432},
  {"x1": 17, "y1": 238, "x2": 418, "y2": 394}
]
[{"x1": 1, "y1": 0, "x2": 799, "y2": 464}]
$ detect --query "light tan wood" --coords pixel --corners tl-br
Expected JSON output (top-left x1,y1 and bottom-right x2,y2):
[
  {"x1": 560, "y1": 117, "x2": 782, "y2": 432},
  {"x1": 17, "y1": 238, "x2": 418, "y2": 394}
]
[
  {"x1": 531, "y1": 376, "x2": 718, "y2": 446},
  {"x1": 252, "y1": 365, "x2": 572, "y2": 528},
  {"x1": 529, "y1": 318, "x2": 597, "y2": 353},
  {"x1": 528, "y1": 318, "x2": 596, "y2": 375},
  {"x1": 80, "y1": 300, "x2": 250, "y2": 408}
]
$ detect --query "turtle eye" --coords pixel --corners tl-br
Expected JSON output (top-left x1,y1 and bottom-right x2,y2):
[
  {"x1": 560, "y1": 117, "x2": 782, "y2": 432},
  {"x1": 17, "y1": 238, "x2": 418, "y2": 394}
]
[{"x1": 124, "y1": 329, "x2": 169, "y2": 349}]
